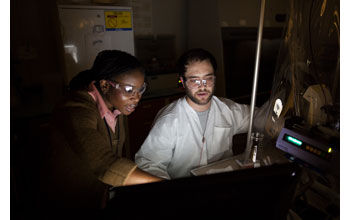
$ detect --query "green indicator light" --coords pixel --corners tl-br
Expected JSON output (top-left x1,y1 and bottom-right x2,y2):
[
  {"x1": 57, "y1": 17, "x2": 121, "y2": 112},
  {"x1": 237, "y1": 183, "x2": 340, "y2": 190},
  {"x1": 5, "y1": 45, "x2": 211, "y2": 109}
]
[{"x1": 286, "y1": 136, "x2": 302, "y2": 146}]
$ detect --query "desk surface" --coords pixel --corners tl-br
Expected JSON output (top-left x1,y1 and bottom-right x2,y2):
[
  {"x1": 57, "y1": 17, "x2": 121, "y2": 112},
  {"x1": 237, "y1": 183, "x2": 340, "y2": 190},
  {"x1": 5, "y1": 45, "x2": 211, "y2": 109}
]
[{"x1": 191, "y1": 144, "x2": 290, "y2": 176}]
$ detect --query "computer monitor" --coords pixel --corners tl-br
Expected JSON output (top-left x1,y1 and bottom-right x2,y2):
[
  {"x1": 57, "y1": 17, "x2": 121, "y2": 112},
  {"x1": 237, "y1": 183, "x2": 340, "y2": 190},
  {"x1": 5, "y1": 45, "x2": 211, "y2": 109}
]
[{"x1": 103, "y1": 162, "x2": 301, "y2": 219}]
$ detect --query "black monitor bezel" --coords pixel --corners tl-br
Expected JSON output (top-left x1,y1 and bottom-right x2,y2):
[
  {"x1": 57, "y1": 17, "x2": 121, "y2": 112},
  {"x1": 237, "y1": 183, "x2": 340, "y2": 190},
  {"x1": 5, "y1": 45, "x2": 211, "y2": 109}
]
[{"x1": 104, "y1": 162, "x2": 301, "y2": 219}]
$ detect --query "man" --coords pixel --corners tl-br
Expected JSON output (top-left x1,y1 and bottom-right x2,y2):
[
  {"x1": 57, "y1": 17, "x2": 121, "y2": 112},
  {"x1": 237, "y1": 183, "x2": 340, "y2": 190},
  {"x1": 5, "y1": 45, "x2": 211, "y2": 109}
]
[{"x1": 135, "y1": 48, "x2": 252, "y2": 179}]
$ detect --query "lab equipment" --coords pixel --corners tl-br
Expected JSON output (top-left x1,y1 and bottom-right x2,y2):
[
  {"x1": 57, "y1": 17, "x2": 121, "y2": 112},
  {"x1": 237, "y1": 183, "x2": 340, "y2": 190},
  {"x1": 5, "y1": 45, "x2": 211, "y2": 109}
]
[
  {"x1": 276, "y1": 127, "x2": 339, "y2": 175},
  {"x1": 262, "y1": 0, "x2": 339, "y2": 142},
  {"x1": 302, "y1": 84, "x2": 333, "y2": 126},
  {"x1": 244, "y1": 0, "x2": 266, "y2": 162},
  {"x1": 250, "y1": 132, "x2": 264, "y2": 164}
]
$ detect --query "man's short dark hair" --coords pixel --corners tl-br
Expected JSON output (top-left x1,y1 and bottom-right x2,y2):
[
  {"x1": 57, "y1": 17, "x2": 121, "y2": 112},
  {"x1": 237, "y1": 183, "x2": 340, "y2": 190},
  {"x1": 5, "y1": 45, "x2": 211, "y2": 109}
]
[{"x1": 176, "y1": 48, "x2": 217, "y2": 78}]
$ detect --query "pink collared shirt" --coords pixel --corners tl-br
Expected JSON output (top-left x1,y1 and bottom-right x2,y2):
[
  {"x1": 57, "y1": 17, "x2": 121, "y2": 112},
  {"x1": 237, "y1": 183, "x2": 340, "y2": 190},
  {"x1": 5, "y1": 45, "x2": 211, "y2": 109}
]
[{"x1": 88, "y1": 82, "x2": 121, "y2": 133}]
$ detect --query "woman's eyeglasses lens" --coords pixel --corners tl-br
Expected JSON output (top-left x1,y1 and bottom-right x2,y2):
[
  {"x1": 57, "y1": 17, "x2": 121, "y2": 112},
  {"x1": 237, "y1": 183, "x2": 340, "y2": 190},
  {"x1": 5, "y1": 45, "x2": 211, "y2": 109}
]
[
  {"x1": 108, "y1": 81, "x2": 146, "y2": 96},
  {"x1": 122, "y1": 84, "x2": 146, "y2": 96}
]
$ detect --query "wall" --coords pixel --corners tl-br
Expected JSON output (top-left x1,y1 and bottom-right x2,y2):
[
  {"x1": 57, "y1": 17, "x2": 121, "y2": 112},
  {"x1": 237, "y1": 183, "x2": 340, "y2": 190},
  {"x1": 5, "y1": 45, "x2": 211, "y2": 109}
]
[
  {"x1": 218, "y1": 0, "x2": 288, "y2": 27},
  {"x1": 152, "y1": 0, "x2": 187, "y2": 60},
  {"x1": 11, "y1": 0, "x2": 65, "y2": 118},
  {"x1": 186, "y1": 0, "x2": 288, "y2": 98},
  {"x1": 187, "y1": 0, "x2": 226, "y2": 97},
  {"x1": 217, "y1": 0, "x2": 288, "y2": 103}
]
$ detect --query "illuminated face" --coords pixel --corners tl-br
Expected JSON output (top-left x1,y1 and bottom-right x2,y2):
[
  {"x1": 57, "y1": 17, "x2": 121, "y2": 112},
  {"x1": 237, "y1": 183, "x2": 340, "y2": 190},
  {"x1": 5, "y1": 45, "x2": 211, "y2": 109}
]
[
  {"x1": 181, "y1": 60, "x2": 215, "y2": 111},
  {"x1": 102, "y1": 69, "x2": 145, "y2": 115}
]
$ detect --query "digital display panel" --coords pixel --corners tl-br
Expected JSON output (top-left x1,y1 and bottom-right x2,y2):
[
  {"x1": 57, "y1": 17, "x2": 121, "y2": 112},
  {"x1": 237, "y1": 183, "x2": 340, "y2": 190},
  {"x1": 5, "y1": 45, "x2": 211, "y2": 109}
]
[{"x1": 283, "y1": 134, "x2": 332, "y2": 161}]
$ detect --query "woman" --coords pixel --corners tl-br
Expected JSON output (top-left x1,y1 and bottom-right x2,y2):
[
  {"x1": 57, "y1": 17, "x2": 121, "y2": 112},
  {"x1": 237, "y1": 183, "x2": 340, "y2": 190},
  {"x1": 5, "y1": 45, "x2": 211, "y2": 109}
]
[{"x1": 43, "y1": 50, "x2": 162, "y2": 214}]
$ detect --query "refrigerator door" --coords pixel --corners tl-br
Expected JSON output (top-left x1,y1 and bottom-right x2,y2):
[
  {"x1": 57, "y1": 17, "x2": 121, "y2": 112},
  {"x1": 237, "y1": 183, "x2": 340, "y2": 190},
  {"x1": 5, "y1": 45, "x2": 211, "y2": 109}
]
[{"x1": 58, "y1": 5, "x2": 135, "y2": 85}]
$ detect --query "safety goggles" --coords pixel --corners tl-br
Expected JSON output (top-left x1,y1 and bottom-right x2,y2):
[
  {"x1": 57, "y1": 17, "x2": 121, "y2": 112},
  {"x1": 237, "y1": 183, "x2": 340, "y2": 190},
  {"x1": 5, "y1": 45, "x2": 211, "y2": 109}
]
[
  {"x1": 183, "y1": 75, "x2": 216, "y2": 89},
  {"x1": 108, "y1": 80, "x2": 147, "y2": 97}
]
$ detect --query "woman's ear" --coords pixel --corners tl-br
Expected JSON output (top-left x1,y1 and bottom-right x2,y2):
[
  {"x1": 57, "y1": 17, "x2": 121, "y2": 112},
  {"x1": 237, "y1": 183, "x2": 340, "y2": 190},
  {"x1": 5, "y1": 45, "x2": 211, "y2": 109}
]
[{"x1": 99, "y1": 79, "x2": 110, "y2": 95}]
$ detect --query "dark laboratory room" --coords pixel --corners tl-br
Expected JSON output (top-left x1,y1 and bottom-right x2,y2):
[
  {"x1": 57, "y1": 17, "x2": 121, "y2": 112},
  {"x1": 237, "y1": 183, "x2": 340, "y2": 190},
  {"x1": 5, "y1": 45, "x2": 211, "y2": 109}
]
[{"x1": 10, "y1": 0, "x2": 341, "y2": 219}]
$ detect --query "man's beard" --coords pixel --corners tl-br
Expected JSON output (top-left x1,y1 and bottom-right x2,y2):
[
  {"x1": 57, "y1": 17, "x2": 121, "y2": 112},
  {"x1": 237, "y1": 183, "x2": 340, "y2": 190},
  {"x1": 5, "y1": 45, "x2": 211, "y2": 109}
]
[{"x1": 185, "y1": 86, "x2": 215, "y2": 105}]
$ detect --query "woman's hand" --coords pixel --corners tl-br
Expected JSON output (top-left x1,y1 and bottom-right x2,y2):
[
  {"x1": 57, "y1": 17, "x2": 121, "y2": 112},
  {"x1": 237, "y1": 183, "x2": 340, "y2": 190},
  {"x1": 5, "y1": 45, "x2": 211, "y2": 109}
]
[{"x1": 123, "y1": 167, "x2": 164, "y2": 186}]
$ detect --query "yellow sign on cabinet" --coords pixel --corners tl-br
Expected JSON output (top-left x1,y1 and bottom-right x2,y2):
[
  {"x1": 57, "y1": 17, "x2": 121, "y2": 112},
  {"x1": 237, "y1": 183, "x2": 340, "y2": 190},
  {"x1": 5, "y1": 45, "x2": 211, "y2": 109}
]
[{"x1": 104, "y1": 11, "x2": 132, "y2": 30}]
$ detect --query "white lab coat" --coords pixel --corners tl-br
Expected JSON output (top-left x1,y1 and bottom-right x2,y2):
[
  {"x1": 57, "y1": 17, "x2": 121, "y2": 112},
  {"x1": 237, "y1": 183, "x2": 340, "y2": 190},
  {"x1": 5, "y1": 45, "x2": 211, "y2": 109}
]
[{"x1": 135, "y1": 96, "x2": 251, "y2": 179}]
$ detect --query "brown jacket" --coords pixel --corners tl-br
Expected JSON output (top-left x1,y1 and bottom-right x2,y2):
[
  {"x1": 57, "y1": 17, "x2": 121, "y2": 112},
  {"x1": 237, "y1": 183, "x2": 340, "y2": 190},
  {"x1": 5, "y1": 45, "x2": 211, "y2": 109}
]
[{"x1": 42, "y1": 90, "x2": 136, "y2": 211}]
